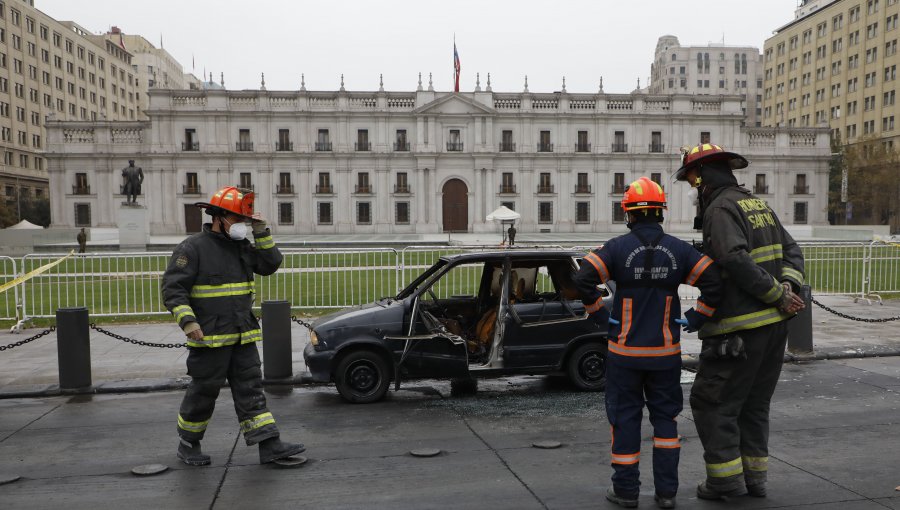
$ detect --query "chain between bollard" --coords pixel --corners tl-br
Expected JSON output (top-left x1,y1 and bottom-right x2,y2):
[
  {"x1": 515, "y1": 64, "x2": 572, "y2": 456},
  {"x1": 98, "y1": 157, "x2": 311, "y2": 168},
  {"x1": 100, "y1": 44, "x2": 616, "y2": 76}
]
[
  {"x1": 0, "y1": 326, "x2": 55, "y2": 351},
  {"x1": 811, "y1": 297, "x2": 900, "y2": 323},
  {"x1": 90, "y1": 323, "x2": 186, "y2": 348},
  {"x1": 291, "y1": 315, "x2": 314, "y2": 331}
]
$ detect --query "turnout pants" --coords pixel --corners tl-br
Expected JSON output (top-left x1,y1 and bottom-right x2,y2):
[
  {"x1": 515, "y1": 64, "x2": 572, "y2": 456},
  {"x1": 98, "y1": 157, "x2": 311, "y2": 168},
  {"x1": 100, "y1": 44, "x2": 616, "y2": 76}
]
[
  {"x1": 605, "y1": 359, "x2": 683, "y2": 498},
  {"x1": 690, "y1": 321, "x2": 788, "y2": 492},
  {"x1": 177, "y1": 342, "x2": 279, "y2": 445}
]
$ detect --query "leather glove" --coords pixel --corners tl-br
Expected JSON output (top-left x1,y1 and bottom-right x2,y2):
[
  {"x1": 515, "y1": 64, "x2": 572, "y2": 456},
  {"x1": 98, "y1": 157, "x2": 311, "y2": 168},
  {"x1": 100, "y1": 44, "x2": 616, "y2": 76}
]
[
  {"x1": 590, "y1": 307, "x2": 610, "y2": 327},
  {"x1": 252, "y1": 221, "x2": 268, "y2": 235},
  {"x1": 777, "y1": 282, "x2": 805, "y2": 314},
  {"x1": 678, "y1": 308, "x2": 706, "y2": 333},
  {"x1": 699, "y1": 334, "x2": 746, "y2": 361}
]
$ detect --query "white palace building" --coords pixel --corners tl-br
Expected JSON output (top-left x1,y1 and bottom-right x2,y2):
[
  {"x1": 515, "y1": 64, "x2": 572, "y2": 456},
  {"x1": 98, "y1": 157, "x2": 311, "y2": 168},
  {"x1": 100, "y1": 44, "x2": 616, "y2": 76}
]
[{"x1": 44, "y1": 79, "x2": 831, "y2": 236}]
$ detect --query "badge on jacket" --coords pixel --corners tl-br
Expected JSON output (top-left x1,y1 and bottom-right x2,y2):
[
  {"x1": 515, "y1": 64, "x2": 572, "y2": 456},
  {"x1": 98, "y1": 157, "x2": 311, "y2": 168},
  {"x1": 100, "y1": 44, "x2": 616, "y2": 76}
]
[{"x1": 176, "y1": 255, "x2": 189, "y2": 268}]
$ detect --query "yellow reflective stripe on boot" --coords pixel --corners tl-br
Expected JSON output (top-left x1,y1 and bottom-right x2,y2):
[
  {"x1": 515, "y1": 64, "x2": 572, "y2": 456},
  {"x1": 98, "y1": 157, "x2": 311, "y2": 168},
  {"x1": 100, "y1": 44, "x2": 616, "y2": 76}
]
[
  {"x1": 749, "y1": 244, "x2": 783, "y2": 263},
  {"x1": 255, "y1": 235, "x2": 275, "y2": 250},
  {"x1": 172, "y1": 304, "x2": 195, "y2": 322},
  {"x1": 703, "y1": 307, "x2": 793, "y2": 335},
  {"x1": 706, "y1": 457, "x2": 743, "y2": 478},
  {"x1": 178, "y1": 415, "x2": 209, "y2": 434},
  {"x1": 240, "y1": 412, "x2": 275, "y2": 433},
  {"x1": 190, "y1": 282, "x2": 254, "y2": 298},
  {"x1": 743, "y1": 456, "x2": 768, "y2": 472}
]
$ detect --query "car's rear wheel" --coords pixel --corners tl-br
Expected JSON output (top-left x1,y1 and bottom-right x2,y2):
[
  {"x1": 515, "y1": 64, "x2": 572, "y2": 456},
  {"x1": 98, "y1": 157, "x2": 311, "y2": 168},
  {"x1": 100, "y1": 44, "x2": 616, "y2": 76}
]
[
  {"x1": 335, "y1": 350, "x2": 391, "y2": 404},
  {"x1": 566, "y1": 342, "x2": 606, "y2": 391}
]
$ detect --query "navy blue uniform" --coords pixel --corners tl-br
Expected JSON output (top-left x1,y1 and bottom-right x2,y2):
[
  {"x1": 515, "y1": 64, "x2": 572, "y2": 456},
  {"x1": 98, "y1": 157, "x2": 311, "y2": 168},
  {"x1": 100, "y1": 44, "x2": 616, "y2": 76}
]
[{"x1": 575, "y1": 222, "x2": 723, "y2": 499}]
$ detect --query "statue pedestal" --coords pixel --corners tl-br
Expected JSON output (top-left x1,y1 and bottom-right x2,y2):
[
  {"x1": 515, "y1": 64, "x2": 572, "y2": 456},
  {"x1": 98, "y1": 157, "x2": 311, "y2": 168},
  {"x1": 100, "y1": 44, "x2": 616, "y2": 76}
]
[{"x1": 118, "y1": 204, "x2": 148, "y2": 251}]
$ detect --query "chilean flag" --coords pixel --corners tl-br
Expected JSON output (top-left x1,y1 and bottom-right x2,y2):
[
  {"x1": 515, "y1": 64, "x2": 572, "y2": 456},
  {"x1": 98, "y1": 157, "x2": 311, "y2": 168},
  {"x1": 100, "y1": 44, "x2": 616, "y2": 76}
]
[{"x1": 453, "y1": 42, "x2": 461, "y2": 92}]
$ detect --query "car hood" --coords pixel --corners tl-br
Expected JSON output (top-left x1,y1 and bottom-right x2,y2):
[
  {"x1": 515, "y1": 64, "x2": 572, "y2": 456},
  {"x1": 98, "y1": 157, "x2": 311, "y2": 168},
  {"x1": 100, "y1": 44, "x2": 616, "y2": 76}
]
[{"x1": 312, "y1": 299, "x2": 407, "y2": 347}]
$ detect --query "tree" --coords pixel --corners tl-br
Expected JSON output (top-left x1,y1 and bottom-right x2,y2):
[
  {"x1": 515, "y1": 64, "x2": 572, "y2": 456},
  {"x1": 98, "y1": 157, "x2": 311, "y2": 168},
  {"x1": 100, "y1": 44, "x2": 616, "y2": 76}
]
[
  {"x1": 20, "y1": 195, "x2": 50, "y2": 227},
  {"x1": 0, "y1": 199, "x2": 16, "y2": 228},
  {"x1": 836, "y1": 137, "x2": 900, "y2": 232}
]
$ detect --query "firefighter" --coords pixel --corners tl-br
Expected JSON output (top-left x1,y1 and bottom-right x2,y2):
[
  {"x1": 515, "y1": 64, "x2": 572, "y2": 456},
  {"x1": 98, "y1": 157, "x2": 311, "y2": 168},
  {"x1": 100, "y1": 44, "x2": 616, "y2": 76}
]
[
  {"x1": 674, "y1": 143, "x2": 806, "y2": 499},
  {"x1": 574, "y1": 177, "x2": 723, "y2": 509},
  {"x1": 161, "y1": 186, "x2": 305, "y2": 466}
]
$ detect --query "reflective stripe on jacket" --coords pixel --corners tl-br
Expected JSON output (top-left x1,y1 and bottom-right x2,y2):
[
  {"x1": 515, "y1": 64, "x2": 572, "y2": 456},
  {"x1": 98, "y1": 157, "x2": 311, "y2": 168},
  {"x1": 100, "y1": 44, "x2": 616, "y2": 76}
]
[
  {"x1": 574, "y1": 222, "x2": 723, "y2": 368},
  {"x1": 161, "y1": 224, "x2": 283, "y2": 348},
  {"x1": 699, "y1": 187, "x2": 806, "y2": 337}
]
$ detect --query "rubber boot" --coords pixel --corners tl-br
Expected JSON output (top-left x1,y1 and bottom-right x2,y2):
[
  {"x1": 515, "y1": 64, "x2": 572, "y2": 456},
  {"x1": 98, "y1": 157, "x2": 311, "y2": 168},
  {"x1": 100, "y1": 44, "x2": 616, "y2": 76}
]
[
  {"x1": 605, "y1": 487, "x2": 638, "y2": 508},
  {"x1": 177, "y1": 438, "x2": 211, "y2": 466},
  {"x1": 654, "y1": 493, "x2": 676, "y2": 508},
  {"x1": 746, "y1": 483, "x2": 767, "y2": 497},
  {"x1": 258, "y1": 436, "x2": 306, "y2": 464},
  {"x1": 696, "y1": 481, "x2": 744, "y2": 500}
]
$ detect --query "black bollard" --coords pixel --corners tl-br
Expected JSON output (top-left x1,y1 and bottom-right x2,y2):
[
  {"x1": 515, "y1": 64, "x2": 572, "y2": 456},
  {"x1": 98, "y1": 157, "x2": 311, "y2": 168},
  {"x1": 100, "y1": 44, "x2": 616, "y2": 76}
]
[
  {"x1": 787, "y1": 285, "x2": 813, "y2": 354},
  {"x1": 56, "y1": 307, "x2": 92, "y2": 390},
  {"x1": 261, "y1": 300, "x2": 292, "y2": 380}
]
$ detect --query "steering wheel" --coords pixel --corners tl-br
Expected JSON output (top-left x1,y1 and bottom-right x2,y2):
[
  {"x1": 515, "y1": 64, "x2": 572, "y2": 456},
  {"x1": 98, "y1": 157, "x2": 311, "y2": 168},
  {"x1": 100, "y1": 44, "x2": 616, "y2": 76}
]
[{"x1": 426, "y1": 288, "x2": 449, "y2": 316}]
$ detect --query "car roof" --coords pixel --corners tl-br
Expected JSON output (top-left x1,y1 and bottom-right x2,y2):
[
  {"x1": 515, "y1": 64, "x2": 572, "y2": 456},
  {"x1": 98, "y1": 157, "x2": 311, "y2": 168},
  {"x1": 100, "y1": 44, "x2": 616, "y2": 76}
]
[{"x1": 440, "y1": 250, "x2": 583, "y2": 263}]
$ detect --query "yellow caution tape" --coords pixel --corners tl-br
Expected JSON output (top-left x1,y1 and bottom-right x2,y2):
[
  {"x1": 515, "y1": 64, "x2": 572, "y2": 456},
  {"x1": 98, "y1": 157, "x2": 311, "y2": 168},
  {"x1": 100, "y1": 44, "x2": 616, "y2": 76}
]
[{"x1": 0, "y1": 250, "x2": 75, "y2": 294}]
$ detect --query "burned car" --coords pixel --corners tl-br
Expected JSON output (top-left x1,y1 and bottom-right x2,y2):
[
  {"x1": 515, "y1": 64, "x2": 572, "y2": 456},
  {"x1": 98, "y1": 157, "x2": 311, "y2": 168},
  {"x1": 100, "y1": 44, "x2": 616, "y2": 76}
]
[{"x1": 303, "y1": 250, "x2": 613, "y2": 403}]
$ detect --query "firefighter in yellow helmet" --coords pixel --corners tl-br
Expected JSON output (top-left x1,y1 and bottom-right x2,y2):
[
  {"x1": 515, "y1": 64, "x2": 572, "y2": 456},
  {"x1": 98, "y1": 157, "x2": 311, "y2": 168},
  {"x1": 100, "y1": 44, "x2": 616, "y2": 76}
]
[
  {"x1": 575, "y1": 177, "x2": 723, "y2": 508},
  {"x1": 161, "y1": 186, "x2": 304, "y2": 466},
  {"x1": 675, "y1": 143, "x2": 806, "y2": 499}
]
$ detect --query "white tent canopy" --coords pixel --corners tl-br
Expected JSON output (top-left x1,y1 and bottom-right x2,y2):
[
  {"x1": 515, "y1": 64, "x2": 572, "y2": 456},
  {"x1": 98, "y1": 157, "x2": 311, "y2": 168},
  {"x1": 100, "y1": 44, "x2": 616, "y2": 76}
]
[
  {"x1": 485, "y1": 205, "x2": 521, "y2": 222},
  {"x1": 6, "y1": 219, "x2": 42, "y2": 229}
]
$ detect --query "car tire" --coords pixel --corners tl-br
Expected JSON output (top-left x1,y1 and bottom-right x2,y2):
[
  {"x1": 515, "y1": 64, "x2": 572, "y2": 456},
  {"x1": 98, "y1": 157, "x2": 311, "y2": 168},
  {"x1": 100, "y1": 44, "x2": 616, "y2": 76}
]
[
  {"x1": 566, "y1": 342, "x2": 606, "y2": 391},
  {"x1": 335, "y1": 350, "x2": 391, "y2": 404}
]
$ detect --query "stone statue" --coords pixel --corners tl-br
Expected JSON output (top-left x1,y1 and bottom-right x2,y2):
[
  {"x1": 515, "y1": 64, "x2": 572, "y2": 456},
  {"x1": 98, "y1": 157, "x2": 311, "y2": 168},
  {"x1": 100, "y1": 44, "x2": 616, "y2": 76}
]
[{"x1": 121, "y1": 160, "x2": 144, "y2": 204}]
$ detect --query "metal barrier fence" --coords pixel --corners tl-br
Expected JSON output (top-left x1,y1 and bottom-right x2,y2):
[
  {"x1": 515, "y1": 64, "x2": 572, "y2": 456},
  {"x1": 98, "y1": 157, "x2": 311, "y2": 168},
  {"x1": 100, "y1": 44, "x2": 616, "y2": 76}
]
[{"x1": 7, "y1": 241, "x2": 900, "y2": 321}]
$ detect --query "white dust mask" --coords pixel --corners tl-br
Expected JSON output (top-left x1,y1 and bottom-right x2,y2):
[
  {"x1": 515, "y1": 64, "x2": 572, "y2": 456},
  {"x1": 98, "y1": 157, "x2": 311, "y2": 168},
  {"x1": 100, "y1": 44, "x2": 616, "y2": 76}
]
[
  {"x1": 226, "y1": 220, "x2": 250, "y2": 241},
  {"x1": 687, "y1": 187, "x2": 699, "y2": 206}
]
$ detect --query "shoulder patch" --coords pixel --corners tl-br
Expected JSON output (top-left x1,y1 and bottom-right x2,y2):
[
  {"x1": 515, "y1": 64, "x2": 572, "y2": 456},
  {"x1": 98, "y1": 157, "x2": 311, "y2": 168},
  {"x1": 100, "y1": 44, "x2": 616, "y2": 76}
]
[{"x1": 175, "y1": 255, "x2": 189, "y2": 268}]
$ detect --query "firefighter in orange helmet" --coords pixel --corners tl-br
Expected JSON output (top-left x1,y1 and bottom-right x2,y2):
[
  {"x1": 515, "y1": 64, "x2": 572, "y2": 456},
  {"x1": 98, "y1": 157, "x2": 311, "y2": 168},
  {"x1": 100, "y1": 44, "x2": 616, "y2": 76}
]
[
  {"x1": 161, "y1": 186, "x2": 305, "y2": 466},
  {"x1": 676, "y1": 143, "x2": 805, "y2": 499},
  {"x1": 575, "y1": 177, "x2": 723, "y2": 508}
]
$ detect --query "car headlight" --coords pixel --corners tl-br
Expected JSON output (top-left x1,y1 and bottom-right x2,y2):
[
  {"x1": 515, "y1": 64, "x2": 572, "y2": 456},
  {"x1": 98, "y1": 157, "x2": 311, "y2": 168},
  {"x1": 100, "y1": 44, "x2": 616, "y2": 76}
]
[{"x1": 309, "y1": 331, "x2": 319, "y2": 346}]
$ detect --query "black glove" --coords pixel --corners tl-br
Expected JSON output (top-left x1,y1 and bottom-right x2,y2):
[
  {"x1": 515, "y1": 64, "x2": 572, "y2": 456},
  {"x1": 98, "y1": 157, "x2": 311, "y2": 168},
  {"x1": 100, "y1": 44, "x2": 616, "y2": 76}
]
[
  {"x1": 680, "y1": 307, "x2": 706, "y2": 333},
  {"x1": 699, "y1": 334, "x2": 746, "y2": 361},
  {"x1": 590, "y1": 307, "x2": 610, "y2": 327}
]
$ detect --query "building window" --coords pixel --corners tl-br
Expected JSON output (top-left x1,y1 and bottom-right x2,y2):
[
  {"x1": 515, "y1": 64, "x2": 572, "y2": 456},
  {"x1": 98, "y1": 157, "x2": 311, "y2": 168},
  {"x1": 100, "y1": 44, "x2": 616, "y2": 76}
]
[
  {"x1": 395, "y1": 129, "x2": 409, "y2": 151},
  {"x1": 700, "y1": 131, "x2": 711, "y2": 143},
  {"x1": 395, "y1": 202, "x2": 410, "y2": 224},
  {"x1": 183, "y1": 129, "x2": 198, "y2": 151},
  {"x1": 755, "y1": 174, "x2": 768, "y2": 194},
  {"x1": 575, "y1": 172, "x2": 590, "y2": 193},
  {"x1": 75, "y1": 203, "x2": 91, "y2": 226},
  {"x1": 317, "y1": 172, "x2": 332, "y2": 194},
  {"x1": 357, "y1": 202, "x2": 372, "y2": 224},
  {"x1": 612, "y1": 131, "x2": 626, "y2": 152},
  {"x1": 236, "y1": 129, "x2": 252, "y2": 151},
  {"x1": 277, "y1": 172, "x2": 293, "y2": 194},
  {"x1": 538, "y1": 130, "x2": 552, "y2": 152},
  {"x1": 276, "y1": 129, "x2": 292, "y2": 151},
  {"x1": 538, "y1": 202, "x2": 552, "y2": 223},
  {"x1": 316, "y1": 129, "x2": 331, "y2": 151},
  {"x1": 318, "y1": 202, "x2": 332, "y2": 224},
  {"x1": 395, "y1": 172, "x2": 409, "y2": 193},
  {"x1": 74, "y1": 173, "x2": 89, "y2": 194},
  {"x1": 612, "y1": 173, "x2": 626, "y2": 194},
  {"x1": 185, "y1": 172, "x2": 200, "y2": 194},
  {"x1": 538, "y1": 172, "x2": 553, "y2": 193},
  {"x1": 356, "y1": 129, "x2": 370, "y2": 151},
  {"x1": 356, "y1": 172, "x2": 371, "y2": 194},
  {"x1": 795, "y1": 174, "x2": 808, "y2": 194},
  {"x1": 794, "y1": 202, "x2": 808, "y2": 224},
  {"x1": 501, "y1": 172, "x2": 515, "y2": 193},
  {"x1": 239, "y1": 172, "x2": 252, "y2": 190},
  {"x1": 576, "y1": 130, "x2": 590, "y2": 152},
  {"x1": 500, "y1": 130, "x2": 514, "y2": 152},
  {"x1": 278, "y1": 203, "x2": 294, "y2": 225},
  {"x1": 501, "y1": 201, "x2": 515, "y2": 211},
  {"x1": 650, "y1": 131, "x2": 664, "y2": 152},
  {"x1": 447, "y1": 129, "x2": 462, "y2": 151},
  {"x1": 612, "y1": 202, "x2": 625, "y2": 223},
  {"x1": 576, "y1": 202, "x2": 590, "y2": 223}
]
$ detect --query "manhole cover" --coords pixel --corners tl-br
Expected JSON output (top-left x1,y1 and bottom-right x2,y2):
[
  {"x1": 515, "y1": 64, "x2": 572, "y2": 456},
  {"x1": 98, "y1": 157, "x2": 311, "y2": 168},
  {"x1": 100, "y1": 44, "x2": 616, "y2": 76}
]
[
  {"x1": 0, "y1": 474, "x2": 21, "y2": 485},
  {"x1": 532, "y1": 441, "x2": 563, "y2": 449},
  {"x1": 131, "y1": 464, "x2": 168, "y2": 476},
  {"x1": 273, "y1": 455, "x2": 308, "y2": 468},
  {"x1": 409, "y1": 448, "x2": 442, "y2": 458}
]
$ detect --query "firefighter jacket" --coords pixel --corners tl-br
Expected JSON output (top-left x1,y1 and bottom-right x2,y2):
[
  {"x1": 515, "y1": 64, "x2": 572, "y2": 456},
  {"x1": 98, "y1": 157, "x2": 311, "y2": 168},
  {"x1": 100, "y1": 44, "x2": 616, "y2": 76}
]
[
  {"x1": 161, "y1": 223, "x2": 282, "y2": 348},
  {"x1": 697, "y1": 185, "x2": 805, "y2": 337},
  {"x1": 575, "y1": 222, "x2": 724, "y2": 369}
]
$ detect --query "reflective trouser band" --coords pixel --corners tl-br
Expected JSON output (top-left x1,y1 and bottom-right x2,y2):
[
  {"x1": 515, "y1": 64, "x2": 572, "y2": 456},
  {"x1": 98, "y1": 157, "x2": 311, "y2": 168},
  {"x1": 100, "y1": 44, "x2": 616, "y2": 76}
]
[
  {"x1": 706, "y1": 457, "x2": 743, "y2": 478},
  {"x1": 611, "y1": 452, "x2": 640, "y2": 465},
  {"x1": 608, "y1": 340, "x2": 681, "y2": 358},
  {"x1": 240, "y1": 412, "x2": 275, "y2": 434},
  {"x1": 186, "y1": 328, "x2": 262, "y2": 348},
  {"x1": 750, "y1": 243, "x2": 783, "y2": 263},
  {"x1": 703, "y1": 307, "x2": 792, "y2": 336},
  {"x1": 759, "y1": 278, "x2": 783, "y2": 304},
  {"x1": 172, "y1": 304, "x2": 195, "y2": 323},
  {"x1": 653, "y1": 437, "x2": 680, "y2": 449},
  {"x1": 782, "y1": 267, "x2": 804, "y2": 286},
  {"x1": 255, "y1": 235, "x2": 275, "y2": 250},
  {"x1": 743, "y1": 456, "x2": 768, "y2": 472},
  {"x1": 178, "y1": 415, "x2": 209, "y2": 434},
  {"x1": 585, "y1": 296, "x2": 604, "y2": 313},
  {"x1": 190, "y1": 282, "x2": 254, "y2": 298}
]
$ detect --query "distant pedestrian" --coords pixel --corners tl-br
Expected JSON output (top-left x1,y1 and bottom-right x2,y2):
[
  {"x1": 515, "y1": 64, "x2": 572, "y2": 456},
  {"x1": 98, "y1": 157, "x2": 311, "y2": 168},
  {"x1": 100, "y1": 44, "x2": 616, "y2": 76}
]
[
  {"x1": 507, "y1": 225, "x2": 517, "y2": 246},
  {"x1": 675, "y1": 143, "x2": 806, "y2": 500},
  {"x1": 575, "y1": 177, "x2": 723, "y2": 509},
  {"x1": 161, "y1": 185, "x2": 304, "y2": 466},
  {"x1": 76, "y1": 228, "x2": 86, "y2": 253}
]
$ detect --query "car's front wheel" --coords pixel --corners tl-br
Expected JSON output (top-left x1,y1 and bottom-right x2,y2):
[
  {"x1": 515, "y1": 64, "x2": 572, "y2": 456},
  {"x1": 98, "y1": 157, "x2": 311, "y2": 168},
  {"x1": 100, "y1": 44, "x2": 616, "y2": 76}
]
[
  {"x1": 335, "y1": 349, "x2": 391, "y2": 404},
  {"x1": 566, "y1": 342, "x2": 606, "y2": 391}
]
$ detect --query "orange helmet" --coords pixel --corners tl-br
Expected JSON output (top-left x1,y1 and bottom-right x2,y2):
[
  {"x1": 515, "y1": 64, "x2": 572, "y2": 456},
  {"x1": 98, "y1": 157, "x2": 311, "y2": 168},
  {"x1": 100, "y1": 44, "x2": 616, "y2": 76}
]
[
  {"x1": 196, "y1": 186, "x2": 254, "y2": 218},
  {"x1": 622, "y1": 177, "x2": 667, "y2": 212},
  {"x1": 674, "y1": 143, "x2": 748, "y2": 181}
]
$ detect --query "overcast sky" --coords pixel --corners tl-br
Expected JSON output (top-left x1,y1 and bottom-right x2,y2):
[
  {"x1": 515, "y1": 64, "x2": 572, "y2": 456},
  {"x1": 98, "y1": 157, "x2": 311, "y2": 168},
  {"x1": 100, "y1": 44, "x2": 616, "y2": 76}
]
[{"x1": 37, "y1": 0, "x2": 799, "y2": 94}]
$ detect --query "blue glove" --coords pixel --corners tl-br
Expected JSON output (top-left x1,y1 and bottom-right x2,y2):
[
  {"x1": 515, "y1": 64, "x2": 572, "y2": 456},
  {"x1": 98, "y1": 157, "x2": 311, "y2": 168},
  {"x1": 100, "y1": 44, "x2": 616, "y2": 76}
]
[
  {"x1": 608, "y1": 317, "x2": 620, "y2": 326},
  {"x1": 590, "y1": 307, "x2": 610, "y2": 327},
  {"x1": 678, "y1": 308, "x2": 706, "y2": 333}
]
